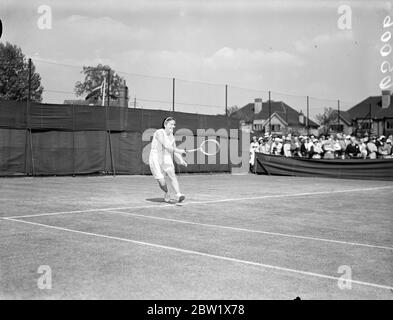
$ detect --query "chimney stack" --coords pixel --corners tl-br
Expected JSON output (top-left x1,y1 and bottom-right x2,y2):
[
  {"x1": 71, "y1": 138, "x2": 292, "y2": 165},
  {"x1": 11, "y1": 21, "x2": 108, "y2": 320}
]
[
  {"x1": 119, "y1": 80, "x2": 129, "y2": 108},
  {"x1": 298, "y1": 110, "x2": 304, "y2": 125},
  {"x1": 254, "y1": 98, "x2": 262, "y2": 114},
  {"x1": 382, "y1": 90, "x2": 391, "y2": 109}
]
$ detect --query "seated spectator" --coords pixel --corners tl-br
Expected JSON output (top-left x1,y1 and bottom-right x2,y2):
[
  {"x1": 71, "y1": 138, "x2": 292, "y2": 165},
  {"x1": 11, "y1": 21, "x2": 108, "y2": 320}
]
[
  {"x1": 377, "y1": 136, "x2": 390, "y2": 158},
  {"x1": 376, "y1": 135, "x2": 385, "y2": 149},
  {"x1": 291, "y1": 136, "x2": 302, "y2": 157},
  {"x1": 309, "y1": 138, "x2": 323, "y2": 159},
  {"x1": 322, "y1": 135, "x2": 335, "y2": 159},
  {"x1": 344, "y1": 135, "x2": 351, "y2": 148},
  {"x1": 300, "y1": 136, "x2": 309, "y2": 157},
  {"x1": 257, "y1": 141, "x2": 264, "y2": 154},
  {"x1": 261, "y1": 133, "x2": 272, "y2": 154},
  {"x1": 386, "y1": 139, "x2": 393, "y2": 158},
  {"x1": 333, "y1": 135, "x2": 342, "y2": 158},
  {"x1": 258, "y1": 136, "x2": 263, "y2": 147},
  {"x1": 345, "y1": 136, "x2": 361, "y2": 158},
  {"x1": 270, "y1": 137, "x2": 283, "y2": 155},
  {"x1": 305, "y1": 136, "x2": 313, "y2": 154},
  {"x1": 283, "y1": 136, "x2": 292, "y2": 157},
  {"x1": 336, "y1": 134, "x2": 346, "y2": 159},
  {"x1": 367, "y1": 136, "x2": 378, "y2": 159},
  {"x1": 318, "y1": 135, "x2": 326, "y2": 158},
  {"x1": 359, "y1": 138, "x2": 368, "y2": 159}
]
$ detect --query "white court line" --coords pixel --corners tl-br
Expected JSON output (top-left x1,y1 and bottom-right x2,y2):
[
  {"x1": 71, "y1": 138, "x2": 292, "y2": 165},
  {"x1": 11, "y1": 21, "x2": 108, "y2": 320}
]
[
  {"x1": 105, "y1": 210, "x2": 393, "y2": 251},
  {"x1": 2, "y1": 185, "x2": 392, "y2": 220},
  {"x1": 3, "y1": 217, "x2": 393, "y2": 292}
]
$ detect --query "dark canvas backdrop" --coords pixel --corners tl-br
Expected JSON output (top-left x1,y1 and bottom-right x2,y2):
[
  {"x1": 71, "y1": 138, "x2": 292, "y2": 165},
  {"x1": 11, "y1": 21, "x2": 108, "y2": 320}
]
[{"x1": 0, "y1": 101, "x2": 239, "y2": 176}]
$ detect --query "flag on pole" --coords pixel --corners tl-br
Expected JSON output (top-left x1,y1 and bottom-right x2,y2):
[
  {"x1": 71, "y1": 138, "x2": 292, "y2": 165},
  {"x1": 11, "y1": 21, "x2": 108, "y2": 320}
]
[
  {"x1": 85, "y1": 79, "x2": 105, "y2": 102},
  {"x1": 101, "y1": 77, "x2": 106, "y2": 106}
]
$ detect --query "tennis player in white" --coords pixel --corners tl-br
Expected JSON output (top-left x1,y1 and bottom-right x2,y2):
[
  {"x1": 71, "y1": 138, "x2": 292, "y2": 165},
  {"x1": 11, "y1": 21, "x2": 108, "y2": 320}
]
[{"x1": 149, "y1": 117, "x2": 188, "y2": 203}]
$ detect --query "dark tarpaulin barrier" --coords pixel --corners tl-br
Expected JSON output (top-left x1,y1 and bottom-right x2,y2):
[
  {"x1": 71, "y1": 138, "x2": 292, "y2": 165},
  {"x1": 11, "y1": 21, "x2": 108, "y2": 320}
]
[
  {"x1": 31, "y1": 130, "x2": 74, "y2": 175},
  {"x1": 0, "y1": 128, "x2": 27, "y2": 175},
  {"x1": 0, "y1": 101, "x2": 239, "y2": 176},
  {"x1": 74, "y1": 131, "x2": 106, "y2": 174},
  {"x1": 255, "y1": 153, "x2": 393, "y2": 181},
  {"x1": 0, "y1": 101, "x2": 237, "y2": 133},
  {"x1": 0, "y1": 101, "x2": 27, "y2": 129},
  {"x1": 107, "y1": 132, "x2": 143, "y2": 174}
]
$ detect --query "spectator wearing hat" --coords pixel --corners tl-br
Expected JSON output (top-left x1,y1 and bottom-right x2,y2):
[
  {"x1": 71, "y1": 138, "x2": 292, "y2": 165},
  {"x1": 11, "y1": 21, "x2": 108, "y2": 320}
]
[
  {"x1": 344, "y1": 135, "x2": 352, "y2": 147},
  {"x1": 300, "y1": 136, "x2": 309, "y2": 157},
  {"x1": 283, "y1": 136, "x2": 292, "y2": 157},
  {"x1": 256, "y1": 136, "x2": 264, "y2": 153},
  {"x1": 309, "y1": 138, "x2": 323, "y2": 159},
  {"x1": 332, "y1": 135, "x2": 342, "y2": 159},
  {"x1": 358, "y1": 138, "x2": 368, "y2": 159},
  {"x1": 290, "y1": 136, "x2": 302, "y2": 157},
  {"x1": 322, "y1": 135, "x2": 335, "y2": 159},
  {"x1": 258, "y1": 136, "x2": 269, "y2": 154},
  {"x1": 367, "y1": 136, "x2": 378, "y2": 159},
  {"x1": 270, "y1": 137, "x2": 283, "y2": 155},
  {"x1": 305, "y1": 136, "x2": 314, "y2": 154},
  {"x1": 377, "y1": 136, "x2": 390, "y2": 158},
  {"x1": 335, "y1": 134, "x2": 346, "y2": 159},
  {"x1": 376, "y1": 136, "x2": 385, "y2": 149},
  {"x1": 386, "y1": 139, "x2": 393, "y2": 158},
  {"x1": 345, "y1": 136, "x2": 361, "y2": 158},
  {"x1": 260, "y1": 133, "x2": 272, "y2": 154},
  {"x1": 318, "y1": 135, "x2": 326, "y2": 158}
]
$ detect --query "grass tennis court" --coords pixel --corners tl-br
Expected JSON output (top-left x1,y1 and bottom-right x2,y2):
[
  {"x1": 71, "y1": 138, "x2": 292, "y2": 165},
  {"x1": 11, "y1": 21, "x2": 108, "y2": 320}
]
[{"x1": 0, "y1": 173, "x2": 392, "y2": 299}]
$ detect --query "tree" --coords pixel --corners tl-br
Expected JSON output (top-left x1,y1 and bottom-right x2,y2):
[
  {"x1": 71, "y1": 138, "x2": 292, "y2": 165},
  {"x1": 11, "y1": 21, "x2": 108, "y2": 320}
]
[
  {"x1": 315, "y1": 107, "x2": 336, "y2": 134},
  {"x1": 227, "y1": 105, "x2": 239, "y2": 116},
  {"x1": 0, "y1": 42, "x2": 43, "y2": 102},
  {"x1": 74, "y1": 64, "x2": 125, "y2": 102}
]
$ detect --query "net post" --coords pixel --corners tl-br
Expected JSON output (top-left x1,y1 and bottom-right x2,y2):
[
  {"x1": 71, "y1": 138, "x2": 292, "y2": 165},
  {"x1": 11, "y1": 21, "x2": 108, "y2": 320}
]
[
  {"x1": 225, "y1": 84, "x2": 228, "y2": 117},
  {"x1": 106, "y1": 68, "x2": 116, "y2": 177},
  {"x1": 72, "y1": 104, "x2": 75, "y2": 176},
  {"x1": 172, "y1": 77, "x2": 175, "y2": 112},
  {"x1": 27, "y1": 58, "x2": 35, "y2": 176},
  {"x1": 306, "y1": 95, "x2": 309, "y2": 136},
  {"x1": 268, "y1": 91, "x2": 271, "y2": 134},
  {"x1": 369, "y1": 103, "x2": 372, "y2": 136},
  {"x1": 141, "y1": 108, "x2": 144, "y2": 175}
]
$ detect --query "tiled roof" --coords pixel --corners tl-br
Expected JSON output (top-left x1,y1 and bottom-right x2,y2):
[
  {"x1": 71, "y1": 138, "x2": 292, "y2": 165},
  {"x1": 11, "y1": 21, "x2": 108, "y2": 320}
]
[
  {"x1": 331, "y1": 109, "x2": 352, "y2": 125},
  {"x1": 347, "y1": 95, "x2": 393, "y2": 119},
  {"x1": 231, "y1": 100, "x2": 319, "y2": 127}
]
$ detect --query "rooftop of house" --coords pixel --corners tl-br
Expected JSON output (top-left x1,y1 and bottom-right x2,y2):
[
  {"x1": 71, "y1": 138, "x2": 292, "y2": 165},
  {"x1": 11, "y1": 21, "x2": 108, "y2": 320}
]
[
  {"x1": 330, "y1": 109, "x2": 352, "y2": 125},
  {"x1": 347, "y1": 94, "x2": 393, "y2": 119},
  {"x1": 231, "y1": 100, "x2": 319, "y2": 128}
]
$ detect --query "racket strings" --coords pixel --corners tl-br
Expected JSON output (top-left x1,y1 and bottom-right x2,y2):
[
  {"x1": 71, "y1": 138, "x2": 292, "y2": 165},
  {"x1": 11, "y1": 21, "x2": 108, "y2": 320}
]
[{"x1": 200, "y1": 139, "x2": 220, "y2": 155}]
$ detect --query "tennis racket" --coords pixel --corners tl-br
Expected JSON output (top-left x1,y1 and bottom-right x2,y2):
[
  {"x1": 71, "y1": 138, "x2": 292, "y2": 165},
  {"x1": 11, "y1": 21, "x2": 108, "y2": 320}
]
[{"x1": 186, "y1": 139, "x2": 220, "y2": 156}]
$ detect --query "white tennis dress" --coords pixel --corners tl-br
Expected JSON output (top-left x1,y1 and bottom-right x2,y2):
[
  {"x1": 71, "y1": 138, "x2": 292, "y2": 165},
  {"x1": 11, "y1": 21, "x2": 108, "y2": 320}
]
[{"x1": 149, "y1": 128, "x2": 175, "y2": 180}]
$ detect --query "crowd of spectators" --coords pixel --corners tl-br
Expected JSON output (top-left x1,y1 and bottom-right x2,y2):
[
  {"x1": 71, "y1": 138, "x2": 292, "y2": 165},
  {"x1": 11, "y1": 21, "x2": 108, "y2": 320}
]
[{"x1": 249, "y1": 133, "x2": 393, "y2": 168}]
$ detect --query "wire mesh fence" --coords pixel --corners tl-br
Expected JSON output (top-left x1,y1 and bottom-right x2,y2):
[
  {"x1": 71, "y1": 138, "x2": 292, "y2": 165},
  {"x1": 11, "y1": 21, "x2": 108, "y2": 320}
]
[{"x1": 31, "y1": 57, "x2": 359, "y2": 122}]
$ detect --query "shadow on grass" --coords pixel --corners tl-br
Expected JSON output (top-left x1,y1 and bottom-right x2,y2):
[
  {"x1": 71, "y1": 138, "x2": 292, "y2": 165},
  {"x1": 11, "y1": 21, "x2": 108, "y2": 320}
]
[{"x1": 145, "y1": 198, "x2": 165, "y2": 203}]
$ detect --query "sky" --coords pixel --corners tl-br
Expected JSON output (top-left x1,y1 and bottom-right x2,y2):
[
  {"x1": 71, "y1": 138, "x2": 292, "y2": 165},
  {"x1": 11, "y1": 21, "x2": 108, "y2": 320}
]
[{"x1": 1, "y1": 0, "x2": 392, "y2": 117}]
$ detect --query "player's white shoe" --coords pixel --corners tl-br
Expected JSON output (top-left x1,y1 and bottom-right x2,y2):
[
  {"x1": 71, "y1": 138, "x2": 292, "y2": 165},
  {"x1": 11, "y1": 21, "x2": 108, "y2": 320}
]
[
  {"x1": 176, "y1": 193, "x2": 185, "y2": 203},
  {"x1": 164, "y1": 193, "x2": 171, "y2": 203}
]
